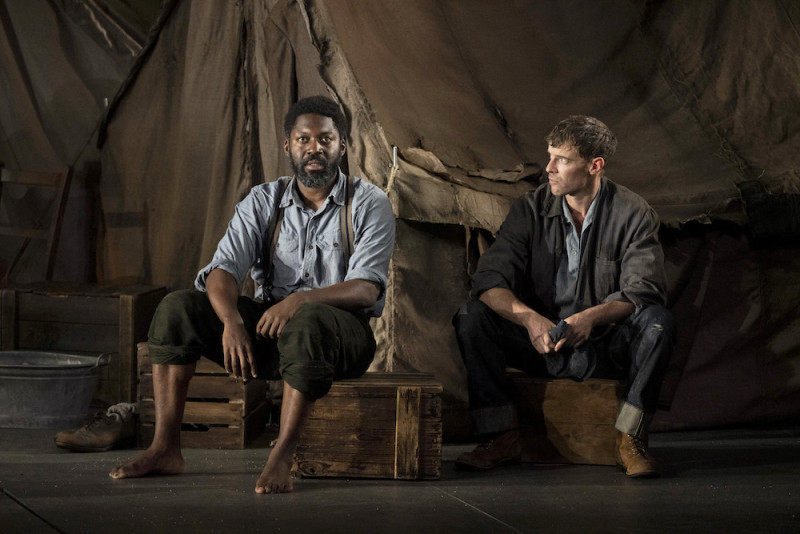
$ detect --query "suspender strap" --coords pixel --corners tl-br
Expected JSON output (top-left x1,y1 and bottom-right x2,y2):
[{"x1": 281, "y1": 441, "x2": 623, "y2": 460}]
[
  {"x1": 263, "y1": 179, "x2": 290, "y2": 299},
  {"x1": 340, "y1": 174, "x2": 355, "y2": 267}
]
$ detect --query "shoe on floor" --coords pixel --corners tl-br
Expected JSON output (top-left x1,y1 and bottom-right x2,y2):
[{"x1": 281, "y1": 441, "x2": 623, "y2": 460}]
[
  {"x1": 455, "y1": 429, "x2": 522, "y2": 470},
  {"x1": 55, "y1": 403, "x2": 137, "y2": 452},
  {"x1": 616, "y1": 432, "x2": 660, "y2": 478}
]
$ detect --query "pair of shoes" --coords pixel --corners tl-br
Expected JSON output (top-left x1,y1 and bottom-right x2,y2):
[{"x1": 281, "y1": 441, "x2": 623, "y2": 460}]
[
  {"x1": 616, "y1": 432, "x2": 660, "y2": 478},
  {"x1": 55, "y1": 403, "x2": 137, "y2": 452},
  {"x1": 455, "y1": 429, "x2": 522, "y2": 470}
]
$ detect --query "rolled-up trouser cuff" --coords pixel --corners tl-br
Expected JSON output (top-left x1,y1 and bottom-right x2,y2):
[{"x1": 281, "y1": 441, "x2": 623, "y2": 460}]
[
  {"x1": 615, "y1": 401, "x2": 652, "y2": 437},
  {"x1": 148, "y1": 342, "x2": 202, "y2": 365},
  {"x1": 471, "y1": 404, "x2": 519, "y2": 436},
  {"x1": 281, "y1": 360, "x2": 334, "y2": 400}
]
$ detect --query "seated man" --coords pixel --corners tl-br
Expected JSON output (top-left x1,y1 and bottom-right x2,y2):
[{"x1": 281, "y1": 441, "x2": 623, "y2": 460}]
[
  {"x1": 110, "y1": 95, "x2": 395, "y2": 493},
  {"x1": 453, "y1": 115, "x2": 676, "y2": 478}
]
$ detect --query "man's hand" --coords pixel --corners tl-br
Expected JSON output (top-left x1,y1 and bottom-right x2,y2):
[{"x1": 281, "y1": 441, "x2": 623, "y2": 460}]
[
  {"x1": 553, "y1": 311, "x2": 594, "y2": 351},
  {"x1": 256, "y1": 293, "x2": 305, "y2": 339},
  {"x1": 222, "y1": 318, "x2": 258, "y2": 379},
  {"x1": 523, "y1": 313, "x2": 557, "y2": 354}
]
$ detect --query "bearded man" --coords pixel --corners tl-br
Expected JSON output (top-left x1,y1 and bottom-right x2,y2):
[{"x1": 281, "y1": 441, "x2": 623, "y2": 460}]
[{"x1": 110, "y1": 95, "x2": 395, "y2": 493}]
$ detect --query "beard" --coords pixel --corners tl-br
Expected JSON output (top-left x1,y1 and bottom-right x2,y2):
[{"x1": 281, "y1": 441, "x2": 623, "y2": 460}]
[{"x1": 291, "y1": 153, "x2": 341, "y2": 189}]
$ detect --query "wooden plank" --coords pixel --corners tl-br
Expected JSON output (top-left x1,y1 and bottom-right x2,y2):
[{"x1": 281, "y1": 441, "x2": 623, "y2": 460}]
[
  {"x1": 16, "y1": 320, "x2": 118, "y2": 353},
  {"x1": 293, "y1": 455, "x2": 441, "y2": 480},
  {"x1": 394, "y1": 387, "x2": 420, "y2": 479},
  {"x1": 15, "y1": 292, "x2": 119, "y2": 324},
  {"x1": 138, "y1": 401, "x2": 267, "y2": 449},
  {"x1": 0, "y1": 289, "x2": 16, "y2": 350},
  {"x1": 139, "y1": 399, "x2": 246, "y2": 425},
  {"x1": 119, "y1": 294, "x2": 136, "y2": 403},
  {"x1": 138, "y1": 374, "x2": 263, "y2": 402}
]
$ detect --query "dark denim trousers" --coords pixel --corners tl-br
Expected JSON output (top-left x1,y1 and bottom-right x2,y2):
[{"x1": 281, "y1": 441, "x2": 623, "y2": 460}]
[
  {"x1": 452, "y1": 300, "x2": 676, "y2": 437},
  {"x1": 147, "y1": 289, "x2": 376, "y2": 399}
]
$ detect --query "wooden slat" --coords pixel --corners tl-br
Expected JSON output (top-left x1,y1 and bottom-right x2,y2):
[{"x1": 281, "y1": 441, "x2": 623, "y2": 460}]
[
  {"x1": 138, "y1": 401, "x2": 268, "y2": 449},
  {"x1": 293, "y1": 455, "x2": 441, "y2": 480},
  {"x1": 139, "y1": 399, "x2": 246, "y2": 425},
  {"x1": 138, "y1": 374, "x2": 265, "y2": 404},
  {"x1": 16, "y1": 320, "x2": 118, "y2": 353},
  {"x1": 394, "y1": 386, "x2": 421, "y2": 480},
  {"x1": 15, "y1": 292, "x2": 119, "y2": 324}
]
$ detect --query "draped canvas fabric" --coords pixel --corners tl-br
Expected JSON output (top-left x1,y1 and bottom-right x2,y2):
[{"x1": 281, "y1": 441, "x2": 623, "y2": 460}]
[{"x1": 2, "y1": 0, "x2": 799, "y2": 432}]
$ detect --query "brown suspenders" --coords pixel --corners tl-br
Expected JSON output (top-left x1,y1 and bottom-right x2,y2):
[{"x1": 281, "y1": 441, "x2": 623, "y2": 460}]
[{"x1": 263, "y1": 175, "x2": 355, "y2": 300}]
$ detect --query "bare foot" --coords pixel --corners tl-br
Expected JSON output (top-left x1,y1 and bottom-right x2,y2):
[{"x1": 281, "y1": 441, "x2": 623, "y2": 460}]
[
  {"x1": 255, "y1": 445, "x2": 294, "y2": 494},
  {"x1": 109, "y1": 448, "x2": 185, "y2": 479}
]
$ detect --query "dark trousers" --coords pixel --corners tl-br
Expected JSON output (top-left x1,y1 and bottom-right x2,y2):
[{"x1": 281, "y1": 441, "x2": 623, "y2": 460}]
[
  {"x1": 147, "y1": 289, "x2": 376, "y2": 400},
  {"x1": 452, "y1": 300, "x2": 676, "y2": 437}
]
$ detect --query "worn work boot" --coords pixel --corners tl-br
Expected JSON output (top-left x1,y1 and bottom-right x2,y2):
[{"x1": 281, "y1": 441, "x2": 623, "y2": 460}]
[
  {"x1": 455, "y1": 429, "x2": 522, "y2": 470},
  {"x1": 616, "y1": 432, "x2": 660, "y2": 478},
  {"x1": 55, "y1": 403, "x2": 137, "y2": 452}
]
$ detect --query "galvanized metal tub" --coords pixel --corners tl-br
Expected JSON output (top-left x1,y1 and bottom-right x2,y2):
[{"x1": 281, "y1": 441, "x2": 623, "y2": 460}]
[{"x1": 0, "y1": 351, "x2": 110, "y2": 428}]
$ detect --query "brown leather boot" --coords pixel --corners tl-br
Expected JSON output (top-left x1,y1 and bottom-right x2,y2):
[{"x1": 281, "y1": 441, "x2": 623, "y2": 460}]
[
  {"x1": 616, "y1": 432, "x2": 660, "y2": 478},
  {"x1": 455, "y1": 429, "x2": 522, "y2": 470}
]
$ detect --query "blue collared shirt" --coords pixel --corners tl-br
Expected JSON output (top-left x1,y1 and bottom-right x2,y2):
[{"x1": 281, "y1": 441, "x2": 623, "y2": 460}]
[
  {"x1": 554, "y1": 194, "x2": 598, "y2": 319},
  {"x1": 195, "y1": 170, "x2": 395, "y2": 317}
]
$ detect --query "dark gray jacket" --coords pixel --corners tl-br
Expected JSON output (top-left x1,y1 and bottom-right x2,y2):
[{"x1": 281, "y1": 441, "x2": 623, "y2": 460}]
[{"x1": 471, "y1": 177, "x2": 667, "y2": 320}]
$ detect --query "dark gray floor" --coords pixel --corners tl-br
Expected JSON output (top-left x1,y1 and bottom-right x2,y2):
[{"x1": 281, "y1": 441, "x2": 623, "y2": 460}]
[{"x1": 1, "y1": 425, "x2": 798, "y2": 533}]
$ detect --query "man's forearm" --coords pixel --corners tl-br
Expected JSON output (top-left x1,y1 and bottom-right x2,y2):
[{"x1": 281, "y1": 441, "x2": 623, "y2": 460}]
[
  {"x1": 206, "y1": 268, "x2": 243, "y2": 324},
  {"x1": 286, "y1": 279, "x2": 380, "y2": 310},
  {"x1": 574, "y1": 300, "x2": 635, "y2": 328},
  {"x1": 479, "y1": 288, "x2": 548, "y2": 328}
]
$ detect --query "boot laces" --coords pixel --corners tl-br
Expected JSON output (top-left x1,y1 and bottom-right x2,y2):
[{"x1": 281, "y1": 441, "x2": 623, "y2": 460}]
[{"x1": 629, "y1": 435, "x2": 649, "y2": 456}]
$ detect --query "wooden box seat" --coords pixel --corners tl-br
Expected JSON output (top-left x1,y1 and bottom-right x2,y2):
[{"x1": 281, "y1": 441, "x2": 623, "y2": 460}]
[
  {"x1": 510, "y1": 371, "x2": 624, "y2": 466},
  {"x1": 292, "y1": 372, "x2": 443, "y2": 480}
]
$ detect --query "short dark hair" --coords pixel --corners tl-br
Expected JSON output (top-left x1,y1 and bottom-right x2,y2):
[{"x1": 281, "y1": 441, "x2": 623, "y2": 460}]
[
  {"x1": 545, "y1": 115, "x2": 617, "y2": 162},
  {"x1": 283, "y1": 95, "x2": 348, "y2": 141}
]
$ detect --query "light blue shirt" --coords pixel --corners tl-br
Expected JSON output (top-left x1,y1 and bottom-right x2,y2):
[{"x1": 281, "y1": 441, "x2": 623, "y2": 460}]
[
  {"x1": 554, "y1": 194, "x2": 598, "y2": 319},
  {"x1": 195, "y1": 170, "x2": 395, "y2": 317}
]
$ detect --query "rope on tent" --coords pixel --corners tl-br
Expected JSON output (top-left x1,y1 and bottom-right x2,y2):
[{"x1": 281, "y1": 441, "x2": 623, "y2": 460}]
[{"x1": 385, "y1": 145, "x2": 399, "y2": 194}]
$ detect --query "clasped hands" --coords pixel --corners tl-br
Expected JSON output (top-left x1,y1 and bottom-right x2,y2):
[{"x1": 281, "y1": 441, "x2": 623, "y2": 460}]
[{"x1": 527, "y1": 311, "x2": 593, "y2": 355}]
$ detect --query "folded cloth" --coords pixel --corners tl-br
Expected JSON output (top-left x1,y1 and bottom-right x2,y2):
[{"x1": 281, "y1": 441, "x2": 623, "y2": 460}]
[
  {"x1": 546, "y1": 320, "x2": 596, "y2": 381},
  {"x1": 54, "y1": 403, "x2": 138, "y2": 452}
]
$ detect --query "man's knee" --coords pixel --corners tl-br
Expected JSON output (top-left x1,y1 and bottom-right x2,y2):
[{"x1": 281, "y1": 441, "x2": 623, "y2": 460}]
[
  {"x1": 635, "y1": 305, "x2": 677, "y2": 343},
  {"x1": 452, "y1": 299, "x2": 493, "y2": 339}
]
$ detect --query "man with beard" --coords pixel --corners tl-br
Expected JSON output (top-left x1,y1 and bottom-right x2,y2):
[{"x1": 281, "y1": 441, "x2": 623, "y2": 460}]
[{"x1": 110, "y1": 96, "x2": 395, "y2": 493}]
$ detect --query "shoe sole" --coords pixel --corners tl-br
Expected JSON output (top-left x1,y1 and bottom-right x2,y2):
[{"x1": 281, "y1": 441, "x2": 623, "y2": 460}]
[
  {"x1": 454, "y1": 456, "x2": 522, "y2": 471},
  {"x1": 616, "y1": 462, "x2": 660, "y2": 478},
  {"x1": 55, "y1": 438, "x2": 134, "y2": 453}
]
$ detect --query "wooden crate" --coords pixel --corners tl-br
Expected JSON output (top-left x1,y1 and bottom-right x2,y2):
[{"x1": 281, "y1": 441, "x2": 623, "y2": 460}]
[
  {"x1": 0, "y1": 282, "x2": 166, "y2": 407},
  {"x1": 293, "y1": 373, "x2": 443, "y2": 480},
  {"x1": 510, "y1": 371, "x2": 624, "y2": 465},
  {"x1": 137, "y1": 343, "x2": 268, "y2": 449}
]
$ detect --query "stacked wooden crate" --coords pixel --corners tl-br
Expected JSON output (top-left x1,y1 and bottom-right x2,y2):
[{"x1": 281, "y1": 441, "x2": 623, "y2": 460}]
[
  {"x1": 292, "y1": 372, "x2": 443, "y2": 480},
  {"x1": 137, "y1": 343, "x2": 268, "y2": 449},
  {"x1": 0, "y1": 283, "x2": 166, "y2": 407}
]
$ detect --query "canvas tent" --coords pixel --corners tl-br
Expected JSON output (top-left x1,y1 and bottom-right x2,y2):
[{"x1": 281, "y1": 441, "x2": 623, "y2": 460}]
[{"x1": 2, "y1": 0, "x2": 799, "y2": 435}]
